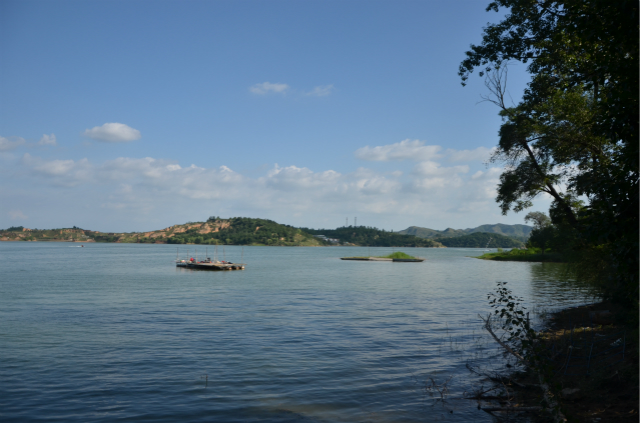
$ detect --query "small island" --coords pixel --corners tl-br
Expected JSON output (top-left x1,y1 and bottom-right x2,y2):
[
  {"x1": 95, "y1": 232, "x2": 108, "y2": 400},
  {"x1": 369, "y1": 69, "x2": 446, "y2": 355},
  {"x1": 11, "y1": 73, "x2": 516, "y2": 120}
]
[{"x1": 341, "y1": 252, "x2": 425, "y2": 262}]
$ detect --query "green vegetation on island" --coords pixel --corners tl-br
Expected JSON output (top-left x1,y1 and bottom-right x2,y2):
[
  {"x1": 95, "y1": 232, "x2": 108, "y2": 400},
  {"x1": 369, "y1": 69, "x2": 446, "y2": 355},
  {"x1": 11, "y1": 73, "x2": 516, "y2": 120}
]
[
  {"x1": 341, "y1": 251, "x2": 424, "y2": 261},
  {"x1": 477, "y1": 247, "x2": 564, "y2": 263},
  {"x1": 381, "y1": 252, "x2": 416, "y2": 259}
]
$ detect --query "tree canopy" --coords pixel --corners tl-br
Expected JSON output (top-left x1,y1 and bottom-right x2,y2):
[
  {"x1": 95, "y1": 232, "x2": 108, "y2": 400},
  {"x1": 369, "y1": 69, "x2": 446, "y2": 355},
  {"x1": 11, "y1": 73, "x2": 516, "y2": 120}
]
[{"x1": 461, "y1": 0, "x2": 638, "y2": 311}]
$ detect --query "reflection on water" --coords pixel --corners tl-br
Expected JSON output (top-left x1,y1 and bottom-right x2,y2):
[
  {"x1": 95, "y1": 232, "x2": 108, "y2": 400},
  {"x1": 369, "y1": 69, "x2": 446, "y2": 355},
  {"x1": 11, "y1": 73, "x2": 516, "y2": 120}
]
[
  {"x1": 0, "y1": 243, "x2": 593, "y2": 422},
  {"x1": 528, "y1": 262, "x2": 596, "y2": 312}
]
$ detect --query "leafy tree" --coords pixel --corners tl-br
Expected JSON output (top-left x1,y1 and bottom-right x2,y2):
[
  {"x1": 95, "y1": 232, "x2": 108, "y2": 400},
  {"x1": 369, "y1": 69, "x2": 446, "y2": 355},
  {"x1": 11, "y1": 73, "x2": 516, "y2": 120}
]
[
  {"x1": 5, "y1": 226, "x2": 24, "y2": 232},
  {"x1": 524, "y1": 212, "x2": 551, "y2": 230},
  {"x1": 461, "y1": 0, "x2": 638, "y2": 311}
]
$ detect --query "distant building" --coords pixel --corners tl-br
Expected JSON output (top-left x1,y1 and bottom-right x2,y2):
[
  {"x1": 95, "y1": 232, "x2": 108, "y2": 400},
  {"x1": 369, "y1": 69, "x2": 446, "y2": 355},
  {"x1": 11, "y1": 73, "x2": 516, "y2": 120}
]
[{"x1": 313, "y1": 235, "x2": 340, "y2": 244}]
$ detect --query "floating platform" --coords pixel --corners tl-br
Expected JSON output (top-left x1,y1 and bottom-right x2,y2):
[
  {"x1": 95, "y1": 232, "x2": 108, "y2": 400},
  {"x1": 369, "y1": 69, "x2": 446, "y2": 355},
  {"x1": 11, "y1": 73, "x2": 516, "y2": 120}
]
[
  {"x1": 341, "y1": 257, "x2": 425, "y2": 262},
  {"x1": 176, "y1": 261, "x2": 245, "y2": 270}
]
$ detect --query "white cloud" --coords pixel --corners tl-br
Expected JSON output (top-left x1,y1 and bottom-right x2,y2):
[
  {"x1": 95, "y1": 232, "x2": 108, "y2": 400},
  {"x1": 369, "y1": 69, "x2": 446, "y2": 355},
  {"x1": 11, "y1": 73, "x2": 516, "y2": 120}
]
[
  {"x1": 38, "y1": 133, "x2": 57, "y2": 146},
  {"x1": 355, "y1": 139, "x2": 443, "y2": 162},
  {"x1": 306, "y1": 84, "x2": 334, "y2": 97},
  {"x1": 0, "y1": 136, "x2": 26, "y2": 151},
  {"x1": 17, "y1": 153, "x2": 492, "y2": 216},
  {"x1": 249, "y1": 82, "x2": 290, "y2": 95},
  {"x1": 409, "y1": 161, "x2": 469, "y2": 191},
  {"x1": 412, "y1": 161, "x2": 469, "y2": 177},
  {"x1": 8, "y1": 210, "x2": 28, "y2": 220},
  {"x1": 21, "y1": 153, "x2": 92, "y2": 186},
  {"x1": 446, "y1": 146, "x2": 495, "y2": 162},
  {"x1": 355, "y1": 140, "x2": 498, "y2": 164},
  {"x1": 83, "y1": 123, "x2": 141, "y2": 143},
  {"x1": 10, "y1": 145, "x2": 536, "y2": 231}
]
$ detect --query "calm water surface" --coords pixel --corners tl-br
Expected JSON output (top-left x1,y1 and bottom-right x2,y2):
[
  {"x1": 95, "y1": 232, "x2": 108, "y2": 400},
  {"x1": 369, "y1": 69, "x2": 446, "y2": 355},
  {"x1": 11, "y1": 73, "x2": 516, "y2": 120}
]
[{"x1": 0, "y1": 243, "x2": 592, "y2": 422}]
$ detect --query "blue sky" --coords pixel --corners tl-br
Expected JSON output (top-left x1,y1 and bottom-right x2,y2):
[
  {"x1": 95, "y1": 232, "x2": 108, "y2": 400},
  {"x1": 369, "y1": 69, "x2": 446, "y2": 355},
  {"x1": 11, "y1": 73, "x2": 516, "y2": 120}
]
[{"x1": 0, "y1": 0, "x2": 549, "y2": 232}]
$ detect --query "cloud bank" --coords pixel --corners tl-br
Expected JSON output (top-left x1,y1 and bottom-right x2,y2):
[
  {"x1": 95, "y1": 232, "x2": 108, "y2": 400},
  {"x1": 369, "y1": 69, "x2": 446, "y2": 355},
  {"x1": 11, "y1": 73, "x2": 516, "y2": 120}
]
[
  {"x1": 0, "y1": 136, "x2": 26, "y2": 151},
  {"x1": 355, "y1": 139, "x2": 442, "y2": 162},
  {"x1": 83, "y1": 123, "x2": 141, "y2": 142},
  {"x1": 306, "y1": 85, "x2": 334, "y2": 97},
  {"x1": 249, "y1": 82, "x2": 290, "y2": 95},
  {"x1": 12, "y1": 140, "x2": 506, "y2": 230},
  {"x1": 38, "y1": 134, "x2": 57, "y2": 146},
  {"x1": 355, "y1": 140, "x2": 495, "y2": 163}
]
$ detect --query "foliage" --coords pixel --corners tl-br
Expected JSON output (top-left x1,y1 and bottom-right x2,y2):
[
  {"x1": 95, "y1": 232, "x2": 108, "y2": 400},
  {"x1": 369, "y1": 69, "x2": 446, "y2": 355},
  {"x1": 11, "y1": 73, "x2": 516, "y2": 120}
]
[
  {"x1": 381, "y1": 252, "x2": 416, "y2": 259},
  {"x1": 166, "y1": 217, "x2": 323, "y2": 246},
  {"x1": 4, "y1": 226, "x2": 24, "y2": 232},
  {"x1": 487, "y1": 282, "x2": 534, "y2": 355},
  {"x1": 461, "y1": 0, "x2": 638, "y2": 316},
  {"x1": 435, "y1": 232, "x2": 523, "y2": 248},
  {"x1": 484, "y1": 282, "x2": 565, "y2": 420},
  {"x1": 301, "y1": 226, "x2": 442, "y2": 247},
  {"x1": 478, "y1": 248, "x2": 564, "y2": 262},
  {"x1": 524, "y1": 212, "x2": 550, "y2": 229}
]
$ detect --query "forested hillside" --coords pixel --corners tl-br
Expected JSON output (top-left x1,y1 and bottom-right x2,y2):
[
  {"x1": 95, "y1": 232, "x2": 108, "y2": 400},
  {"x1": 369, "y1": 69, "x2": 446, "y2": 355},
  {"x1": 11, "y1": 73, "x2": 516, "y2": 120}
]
[
  {"x1": 166, "y1": 217, "x2": 323, "y2": 246},
  {"x1": 399, "y1": 223, "x2": 532, "y2": 242},
  {"x1": 435, "y1": 232, "x2": 524, "y2": 248},
  {"x1": 301, "y1": 226, "x2": 444, "y2": 247},
  {"x1": 0, "y1": 218, "x2": 325, "y2": 246}
]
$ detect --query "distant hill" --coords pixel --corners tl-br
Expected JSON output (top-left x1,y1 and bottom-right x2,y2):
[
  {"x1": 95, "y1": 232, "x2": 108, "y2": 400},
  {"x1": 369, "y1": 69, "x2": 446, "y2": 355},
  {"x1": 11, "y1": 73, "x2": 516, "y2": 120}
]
[
  {"x1": 0, "y1": 218, "x2": 326, "y2": 246},
  {"x1": 164, "y1": 217, "x2": 324, "y2": 246},
  {"x1": 463, "y1": 224, "x2": 533, "y2": 241},
  {"x1": 435, "y1": 232, "x2": 524, "y2": 248},
  {"x1": 399, "y1": 223, "x2": 532, "y2": 242},
  {"x1": 301, "y1": 226, "x2": 444, "y2": 247}
]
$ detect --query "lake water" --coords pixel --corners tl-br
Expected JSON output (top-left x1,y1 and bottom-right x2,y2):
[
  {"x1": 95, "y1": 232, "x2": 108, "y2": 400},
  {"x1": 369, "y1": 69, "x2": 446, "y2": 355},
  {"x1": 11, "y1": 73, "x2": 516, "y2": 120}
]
[{"x1": 0, "y1": 243, "x2": 592, "y2": 422}]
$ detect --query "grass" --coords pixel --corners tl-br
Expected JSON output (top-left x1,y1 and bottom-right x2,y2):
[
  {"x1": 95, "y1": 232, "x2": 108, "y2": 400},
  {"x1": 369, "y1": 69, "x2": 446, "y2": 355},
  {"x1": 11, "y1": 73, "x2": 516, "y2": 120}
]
[
  {"x1": 341, "y1": 251, "x2": 418, "y2": 260},
  {"x1": 476, "y1": 247, "x2": 565, "y2": 262},
  {"x1": 379, "y1": 251, "x2": 416, "y2": 259}
]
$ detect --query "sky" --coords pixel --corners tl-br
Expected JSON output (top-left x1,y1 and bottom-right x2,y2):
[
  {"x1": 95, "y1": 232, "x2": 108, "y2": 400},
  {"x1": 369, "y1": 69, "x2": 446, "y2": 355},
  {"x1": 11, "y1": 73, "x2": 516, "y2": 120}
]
[{"x1": 0, "y1": 0, "x2": 551, "y2": 232}]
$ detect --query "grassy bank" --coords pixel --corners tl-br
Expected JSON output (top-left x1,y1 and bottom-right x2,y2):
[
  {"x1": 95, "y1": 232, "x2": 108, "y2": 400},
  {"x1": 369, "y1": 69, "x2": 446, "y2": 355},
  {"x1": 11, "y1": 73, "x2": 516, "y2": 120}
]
[{"x1": 477, "y1": 247, "x2": 565, "y2": 262}]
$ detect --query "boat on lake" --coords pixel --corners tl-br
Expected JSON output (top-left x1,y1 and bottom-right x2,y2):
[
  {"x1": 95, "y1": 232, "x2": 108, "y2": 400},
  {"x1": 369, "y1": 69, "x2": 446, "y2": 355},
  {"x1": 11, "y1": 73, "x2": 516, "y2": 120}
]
[{"x1": 176, "y1": 257, "x2": 245, "y2": 270}]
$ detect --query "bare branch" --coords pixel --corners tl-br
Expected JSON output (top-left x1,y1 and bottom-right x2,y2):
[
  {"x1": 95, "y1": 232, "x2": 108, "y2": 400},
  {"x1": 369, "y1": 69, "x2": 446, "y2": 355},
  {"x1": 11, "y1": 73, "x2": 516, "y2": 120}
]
[
  {"x1": 478, "y1": 314, "x2": 531, "y2": 366},
  {"x1": 478, "y1": 65, "x2": 514, "y2": 111}
]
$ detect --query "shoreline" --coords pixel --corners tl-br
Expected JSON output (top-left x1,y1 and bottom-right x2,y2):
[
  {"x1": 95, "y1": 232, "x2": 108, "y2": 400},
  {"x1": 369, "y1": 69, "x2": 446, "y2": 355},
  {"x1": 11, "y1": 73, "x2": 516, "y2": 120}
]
[{"x1": 477, "y1": 300, "x2": 638, "y2": 421}]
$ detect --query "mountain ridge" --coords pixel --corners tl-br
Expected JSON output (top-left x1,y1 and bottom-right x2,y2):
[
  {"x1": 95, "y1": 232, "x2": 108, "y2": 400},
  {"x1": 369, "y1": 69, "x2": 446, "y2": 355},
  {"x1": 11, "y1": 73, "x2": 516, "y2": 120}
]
[{"x1": 399, "y1": 223, "x2": 532, "y2": 242}]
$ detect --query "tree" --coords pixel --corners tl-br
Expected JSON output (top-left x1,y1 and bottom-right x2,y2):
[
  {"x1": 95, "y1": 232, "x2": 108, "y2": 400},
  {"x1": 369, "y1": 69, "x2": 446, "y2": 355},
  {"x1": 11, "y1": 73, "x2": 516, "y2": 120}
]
[
  {"x1": 524, "y1": 211, "x2": 551, "y2": 230},
  {"x1": 461, "y1": 0, "x2": 638, "y2": 309}
]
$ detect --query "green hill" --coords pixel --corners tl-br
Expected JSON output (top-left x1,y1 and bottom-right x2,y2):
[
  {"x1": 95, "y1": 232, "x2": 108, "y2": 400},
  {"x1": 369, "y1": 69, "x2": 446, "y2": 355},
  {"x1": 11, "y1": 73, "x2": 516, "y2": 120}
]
[
  {"x1": 301, "y1": 226, "x2": 444, "y2": 247},
  {"x1": 464, "y1": 224, "x2": 532, "y2": 241},
  {"x1": 164, "y1": 217, "x2": 324, "y2": 246},
  {"x1": 435, "y1": 232, "x2": 524, "y2": 248},
  {"x1": 399, "y1": 223, "x2": 532, "y2": 242},
  {"x1": 0, "y1": 218, "x2": 326, "y2": 246}
]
